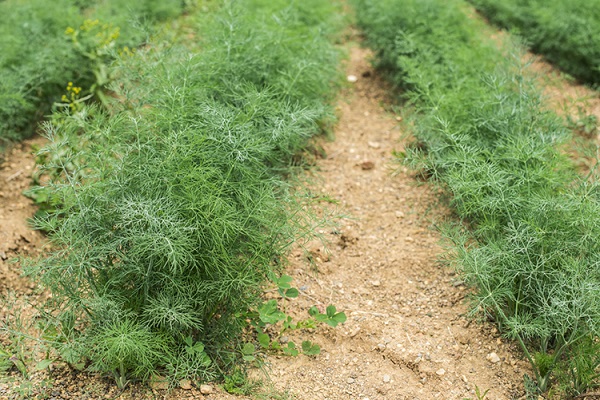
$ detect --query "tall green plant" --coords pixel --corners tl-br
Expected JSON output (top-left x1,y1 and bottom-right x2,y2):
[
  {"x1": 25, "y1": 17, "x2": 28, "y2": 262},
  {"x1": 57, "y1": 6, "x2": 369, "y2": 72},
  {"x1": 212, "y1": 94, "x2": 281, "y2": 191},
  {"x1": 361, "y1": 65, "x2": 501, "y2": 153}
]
[
  {"x1": 0, "y1": 0, "x2": 185, "y2": 147},
  {"x1": 27, "y1": 0, "x2": 344, "y2": 387},
  {"x1": 355, "y1": 0, "x2": 600, "y2": 396},
  {"x1": 469, "y1": 0, "x2": 600, "y2": 86}
]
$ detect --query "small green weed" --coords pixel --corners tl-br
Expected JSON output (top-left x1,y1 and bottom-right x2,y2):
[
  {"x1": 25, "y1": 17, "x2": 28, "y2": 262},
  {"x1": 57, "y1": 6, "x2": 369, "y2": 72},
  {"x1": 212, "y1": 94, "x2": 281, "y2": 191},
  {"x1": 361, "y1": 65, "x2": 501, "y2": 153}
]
[
  {"x1": 249, "y1": 275, "x2": 346, "y2": 357},
  {"x1": 463, "y1": 385, "x2": 490, "y2": 400}
]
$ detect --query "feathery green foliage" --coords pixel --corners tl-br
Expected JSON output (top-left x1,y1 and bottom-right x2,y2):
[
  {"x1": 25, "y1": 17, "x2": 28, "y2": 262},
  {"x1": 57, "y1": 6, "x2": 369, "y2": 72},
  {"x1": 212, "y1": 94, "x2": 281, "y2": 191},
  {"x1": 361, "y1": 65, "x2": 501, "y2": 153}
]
[
  {"x1": 0, "y1": 0, "x2": 184, "y2": 147},
  {"x1": 355, "y1": 0, "x2": 600, "y2": 396},
  {"x1": 27, "y1": 0, "x2": 344, "y2": 387},
  {"x1": 469, "y1": 0, "x2": 600, "y2": 86}
]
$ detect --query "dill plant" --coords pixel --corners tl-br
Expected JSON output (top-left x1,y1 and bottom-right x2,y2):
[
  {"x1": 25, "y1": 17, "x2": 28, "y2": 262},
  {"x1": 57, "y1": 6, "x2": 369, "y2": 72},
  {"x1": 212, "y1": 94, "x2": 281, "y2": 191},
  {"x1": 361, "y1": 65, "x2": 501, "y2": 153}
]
[
  {"x1": 469, "y1": 0, "x2": 600, "y2": 86},
  {"x1": 0, "y1": 0, "x2": 184, "y2": 148},
  {"x1": 27, "y1": 0, "x2": 343, "y2": 387},
  {"x1": 355, "y1": 0, "x2": 600, "y2": 396}
]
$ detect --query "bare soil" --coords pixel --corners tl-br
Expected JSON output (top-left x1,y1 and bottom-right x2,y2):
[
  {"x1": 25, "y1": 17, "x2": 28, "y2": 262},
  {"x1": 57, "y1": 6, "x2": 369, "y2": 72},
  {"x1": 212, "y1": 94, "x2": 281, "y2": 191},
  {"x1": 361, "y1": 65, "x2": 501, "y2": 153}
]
[
  {"x1": 1, "y1": 33, "x2": 598, "y2": 400},
  {"x1": 261, "y1": 45, "x2": 530, "y2": 400},
  {"x1": 0, "y1": 138, "x2": 48, "y2": 304}
]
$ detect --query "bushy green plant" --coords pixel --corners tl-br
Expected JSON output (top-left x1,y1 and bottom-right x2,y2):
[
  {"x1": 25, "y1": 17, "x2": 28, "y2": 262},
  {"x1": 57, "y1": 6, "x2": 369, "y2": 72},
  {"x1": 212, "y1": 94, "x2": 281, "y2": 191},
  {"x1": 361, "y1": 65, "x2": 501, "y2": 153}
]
[
  {"x1": 355, "y1": 0, "x2": 600, "y2": 396},
  {"x1": 469, "y1": 0, "x2": 600, "y2": 86},
  {"x1": 27, "y1": 0, "x2": 344, "y2": 387},
  {"x1": 0, "y1": 0, "x2": 185, "y2": 148}
]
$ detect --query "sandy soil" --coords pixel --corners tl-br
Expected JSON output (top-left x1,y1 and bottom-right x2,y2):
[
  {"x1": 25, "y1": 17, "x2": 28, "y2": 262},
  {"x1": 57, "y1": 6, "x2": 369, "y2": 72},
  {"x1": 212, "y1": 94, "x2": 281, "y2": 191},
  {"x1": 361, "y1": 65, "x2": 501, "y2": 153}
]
[
  {"x1": 1, "y1": 27, "x2": 598, "y2": 400},
  {"x1": 0, "y1": 138, "x2": 47, "y2": 297},
  {"x1": 261, "y1": 45, "x2": 530, "y2": 400}
]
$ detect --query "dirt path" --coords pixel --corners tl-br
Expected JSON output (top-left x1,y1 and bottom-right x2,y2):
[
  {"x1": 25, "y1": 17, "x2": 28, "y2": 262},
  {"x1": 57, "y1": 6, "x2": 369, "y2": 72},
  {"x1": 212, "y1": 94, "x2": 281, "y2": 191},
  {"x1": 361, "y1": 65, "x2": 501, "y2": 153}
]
[
  {"x1": 262, "y1": 45, "x2": 528, "y2": 400},
  {"x1": 0, "y1": 138, "x2": 46, "y2": 295},
  {"x1": 4, "y1": 38, "x2": 600, "y2": 400}
]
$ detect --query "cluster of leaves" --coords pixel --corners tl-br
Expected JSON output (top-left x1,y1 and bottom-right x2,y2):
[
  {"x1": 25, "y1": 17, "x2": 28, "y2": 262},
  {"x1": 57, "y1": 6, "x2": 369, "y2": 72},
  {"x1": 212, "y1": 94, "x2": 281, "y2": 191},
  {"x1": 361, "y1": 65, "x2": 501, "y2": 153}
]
[
  {"x1": 0, "y1": 0, "x2": 185, "y2": 148},
  {"x1": 469, "y1": 0, "x2": 600, "y2": 86},
  {"x1": 246, "y1": 275, "x2": 345, "y2": 359},
  {"x1": 355, "y1": 0, "x2": 600, "y2": 397},
  {"x1": 26, "y1": 0, "x2": 344, "y2": 389}
]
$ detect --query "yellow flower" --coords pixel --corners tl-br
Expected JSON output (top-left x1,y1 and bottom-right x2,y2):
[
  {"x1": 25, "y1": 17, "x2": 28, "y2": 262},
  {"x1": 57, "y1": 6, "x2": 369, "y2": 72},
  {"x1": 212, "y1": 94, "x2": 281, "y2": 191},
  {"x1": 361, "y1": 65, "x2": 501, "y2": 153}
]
[{"x1": 81, "y1": 19, "x2": 99, "y2": 32}]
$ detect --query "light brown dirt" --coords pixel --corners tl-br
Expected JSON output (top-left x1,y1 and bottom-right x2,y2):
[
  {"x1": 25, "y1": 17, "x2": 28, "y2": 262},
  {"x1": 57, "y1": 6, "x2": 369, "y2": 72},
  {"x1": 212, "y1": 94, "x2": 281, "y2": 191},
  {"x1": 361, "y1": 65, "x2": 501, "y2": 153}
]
[
  {"x1": 261, "y1": 45, "x2": 528, "y2": 400},
  {"x1": 0, "y1": 138, "x2": 47, "y2": 294}
]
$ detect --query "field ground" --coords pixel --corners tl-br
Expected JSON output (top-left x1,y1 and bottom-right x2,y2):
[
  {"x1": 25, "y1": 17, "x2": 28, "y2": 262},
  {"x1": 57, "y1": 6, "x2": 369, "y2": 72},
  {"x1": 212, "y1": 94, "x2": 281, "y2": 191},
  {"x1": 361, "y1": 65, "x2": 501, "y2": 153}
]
[{"x1": 1, "y1": 22, "x2": 600, "y2": 400}]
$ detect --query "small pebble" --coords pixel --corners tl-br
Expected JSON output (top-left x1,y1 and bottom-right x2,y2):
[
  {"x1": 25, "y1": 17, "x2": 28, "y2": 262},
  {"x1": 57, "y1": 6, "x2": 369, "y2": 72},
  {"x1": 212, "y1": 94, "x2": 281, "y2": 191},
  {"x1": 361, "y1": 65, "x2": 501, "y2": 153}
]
[
  {"x1": 436, "y1": 368, "x2": 446, "y2": 376},
  {"x1": 149, "y1": 375, "x2": 169, "y2": 390},
  {"x1": 179, "y1": 379, "x2": 192, "y2": 390},
  {"x1": 383, "y1": 374, "x2": 391, "y2": 383},
  {"x1": 200, "y1": 384, "x2": 214, "y2": 394},
  {"x1": 347, "y1": 75, "x2": 358, "y2": 83},
  {"x1": 347, "y1": 377, "x2": 355, "y2": 384},
  {"x1": 487, "y1": 352, "x2": 501, "y2": 364}
]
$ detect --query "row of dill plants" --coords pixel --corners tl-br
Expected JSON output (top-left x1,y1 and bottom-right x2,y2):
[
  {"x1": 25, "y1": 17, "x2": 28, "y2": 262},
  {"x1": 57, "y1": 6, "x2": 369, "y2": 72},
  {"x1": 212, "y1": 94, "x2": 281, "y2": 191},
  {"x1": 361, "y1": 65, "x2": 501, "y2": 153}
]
[
  {"x1": 469, "y1": 0, "x2": 600, "y2": 87},
  {"x1": 24, "y1": 0, "x2": 344, "y2": 390},
  {"x1": 0, "y1": 0, "x2": 186, "y2": 149},
  {"x1": 354, "y1": 0, "x2": 600, "y2": 397}
]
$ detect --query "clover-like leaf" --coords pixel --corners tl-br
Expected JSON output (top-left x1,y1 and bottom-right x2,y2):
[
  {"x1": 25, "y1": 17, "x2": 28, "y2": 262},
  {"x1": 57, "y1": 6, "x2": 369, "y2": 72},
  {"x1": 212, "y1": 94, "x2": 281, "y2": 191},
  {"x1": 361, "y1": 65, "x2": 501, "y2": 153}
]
[
  {"x1": 35, "y1": 359, "x2": 54, "y2": 371},
  {"x1": 242, "y1": 343, "x2": 256, "y2": 362},
  {"x1": 258, "y1": 333, "x2": 270, "y2": 349},
  {"x1": 313, "y1": 305, "x2": 347, "y2": 327},
  {"x1": 301, "y1": 340, "x2": 320, "y2": 356},
  {"x1": 258, "y1": 300, "x2": 286, "y2": 324},
  {"x1": 283, "y1": 342, "x2": 298, "y2": 356}
]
